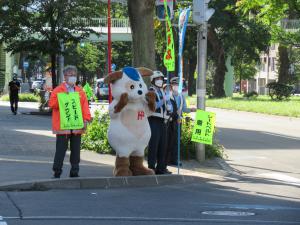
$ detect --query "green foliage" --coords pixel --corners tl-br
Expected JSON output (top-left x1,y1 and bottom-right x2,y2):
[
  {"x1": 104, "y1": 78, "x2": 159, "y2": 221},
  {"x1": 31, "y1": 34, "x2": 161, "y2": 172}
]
[
  {"x1": 0, "y1": 93, "x2": 40, "y2": 102},
  {"x1": 266, "y1": 82, "x2": 294, "y2": 100},
  {"x1": 0, "y1": 0, "x2": 104, "y2": 55},
  {"x1": 65, "y1": 41, "x2": 132, "y2": 80},
  {"x1": 243, "y1": 91, "x2": 258, "y2": 99},
  {"x1": 81, "y1": 110, "x2": 113, "y2": 154},
  {"x1": 205, "y1": 94, "x2": 300, "y2": 117},
  {"x1": 180, "y1": 114, "x2": 224, "y2": 160}
]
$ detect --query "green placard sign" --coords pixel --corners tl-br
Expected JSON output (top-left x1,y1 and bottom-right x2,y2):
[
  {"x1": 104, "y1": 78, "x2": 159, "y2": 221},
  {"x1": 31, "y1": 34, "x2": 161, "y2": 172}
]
[
  {"x1": 191, "y1": 110, "x2": 216, "y2": 145},
  {"x1": 58, "y1": 92, "x2": 84, "y2": 130}
]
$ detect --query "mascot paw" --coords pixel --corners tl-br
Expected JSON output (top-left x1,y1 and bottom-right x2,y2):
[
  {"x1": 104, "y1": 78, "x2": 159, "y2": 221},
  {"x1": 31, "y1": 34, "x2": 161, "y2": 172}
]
[
  {"x1": 114, "y1": 156, "x2": 133, "y2": 176},
  {"x1": 129, "y1": 156, "x2": 155, "y2": 176},
  {"x1": 114, "y1": 93, "x2": 129, "y2": 113},
  {"x1": 145, "y1": 91, "x2": 156, "y2": 112}
]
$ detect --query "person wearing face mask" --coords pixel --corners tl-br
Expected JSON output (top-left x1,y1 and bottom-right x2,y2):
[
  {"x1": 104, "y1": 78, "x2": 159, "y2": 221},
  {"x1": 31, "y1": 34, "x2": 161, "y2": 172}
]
[
  {"x1": 8, "y1": 75, "x2": 21, "y2": 115},
  {"x1": 168, "y1": 77, "x2": 196, "y2": 166},
  {"x1": 147, "y1": 71, "x2": 170, "y2": 174},
  {"x1": 49, "y1": 65, "x2": 91, "y2": 178}
]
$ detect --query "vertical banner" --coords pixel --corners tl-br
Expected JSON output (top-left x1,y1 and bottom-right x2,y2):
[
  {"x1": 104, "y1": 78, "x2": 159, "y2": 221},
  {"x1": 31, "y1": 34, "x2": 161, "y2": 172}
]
[
  {"x1": 58, "y1": 92, "x2": 84, "y2": 130},
  {"x1": 191, "y1": 110, "x2": 216, "y2": 145},
  {"x1": 83, "y1": 83, "x2": 93, "y2": 100},
  {"x1": 163, "y1": 0, "x2": 175, "y2": 72},
  {"x1": 178, "y1": 7, "x2": 191, "y2": 93}
]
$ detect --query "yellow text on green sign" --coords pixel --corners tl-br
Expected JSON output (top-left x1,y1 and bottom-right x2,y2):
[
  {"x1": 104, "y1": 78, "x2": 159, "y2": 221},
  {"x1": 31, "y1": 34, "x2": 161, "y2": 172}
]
[
  {"x1": 191, "y1": 110, "x2": 216, "y2": 145},
  {"x1": 163, "y1": 0, "x2": 175, "y2": 72},
  {"x1": 58, "y1": 92, "x2": 84, "y2": 130}
]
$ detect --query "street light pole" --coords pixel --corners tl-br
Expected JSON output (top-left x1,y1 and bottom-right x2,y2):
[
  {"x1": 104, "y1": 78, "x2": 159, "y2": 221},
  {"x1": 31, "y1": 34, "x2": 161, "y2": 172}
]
[
  {"x1": 195, "y1": 22, "x2": 208, "y2": 162},
  {"x1": 59, "y1": 39, "x2": 64, "y2": 84},
  {"x1": 107, "y1": 0, "x2": 113, "y2": 103}
]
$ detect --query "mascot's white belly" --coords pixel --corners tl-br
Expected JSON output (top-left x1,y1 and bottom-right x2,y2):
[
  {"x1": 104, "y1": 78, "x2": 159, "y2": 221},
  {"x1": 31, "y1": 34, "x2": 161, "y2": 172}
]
[{"x1": 108, "y1": 103, "x2": 151, "y2": 157}]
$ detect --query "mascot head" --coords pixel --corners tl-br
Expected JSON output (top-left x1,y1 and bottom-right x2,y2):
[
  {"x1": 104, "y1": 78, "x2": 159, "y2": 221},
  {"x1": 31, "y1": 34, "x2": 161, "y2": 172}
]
[{"x1": 104, "y1": 67, "x2": 153, "y2": 101}]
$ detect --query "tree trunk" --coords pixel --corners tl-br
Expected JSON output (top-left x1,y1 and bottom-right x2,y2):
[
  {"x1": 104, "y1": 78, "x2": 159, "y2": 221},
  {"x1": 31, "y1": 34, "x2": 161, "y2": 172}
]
[
  {"x1": 188, "y1": 57, "x2": 197, "y2": 96},
  {"x1": 208, "y1": 28, "x2": 226, "y2": 97},
  {"x1": 278, "y1": 45, "x2": 290, "y2": 84},
  {"x1": 128, "y1": 0, "x2": 156, "y2": 70},
  {"x1": 51, "y1": 53, "x2": 57, "y2": 88}
]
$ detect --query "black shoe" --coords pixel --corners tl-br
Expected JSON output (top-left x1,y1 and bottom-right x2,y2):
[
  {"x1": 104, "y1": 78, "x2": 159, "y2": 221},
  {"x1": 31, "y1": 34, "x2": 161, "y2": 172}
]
[
  {"x1": 14, "y1": 111, "x2": 17, "y2": 115},
  {"x1": 69, "y1": 171, "x2": 79, "y2": 178},
  {"x1": 168, "y1": 162, "x2": 182, "y2": 167},
  {"x1": 53, "y1": 171, "x2": 61, "y2": 178},
  {"x1": 164, "y1": 169, "x2": 172, "y2": 174},
  {"x1": 155, "y1": 170, "x2": 165, "y2": 175}
]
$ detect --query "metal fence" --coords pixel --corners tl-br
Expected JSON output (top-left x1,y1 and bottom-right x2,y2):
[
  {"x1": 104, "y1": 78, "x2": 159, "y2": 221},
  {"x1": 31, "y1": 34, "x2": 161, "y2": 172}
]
[{"x1": 75, "y1": 18, "x2": 130, "y2": 28}]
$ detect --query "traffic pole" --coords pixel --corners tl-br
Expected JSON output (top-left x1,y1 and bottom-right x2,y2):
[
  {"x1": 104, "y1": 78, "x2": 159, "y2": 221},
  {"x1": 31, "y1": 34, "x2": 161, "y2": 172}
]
[
  {"x1": 59, "y1": 39, "x2": 64, "y2": 84},
  {"x1": 107, "y1": 0, "x2": 112, "y2": 103},
  {"x1": 195, "y1": 22, "x2": 208, "y2": 162}
]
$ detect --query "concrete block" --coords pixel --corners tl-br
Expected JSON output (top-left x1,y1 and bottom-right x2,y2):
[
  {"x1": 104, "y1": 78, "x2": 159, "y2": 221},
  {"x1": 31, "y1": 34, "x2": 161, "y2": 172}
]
[
  {"x1": 156, "y1": 175, "x2": 185, "y2": 185},
  {"x1": 126, "y1": 176, "x2": 158, "y2": 187},
  {"x1": 79, "y1": 178, "x2": 109, "y2": 189},
  {"x1": 107, "y1": 177, "x2": 127, "y2": 188}
]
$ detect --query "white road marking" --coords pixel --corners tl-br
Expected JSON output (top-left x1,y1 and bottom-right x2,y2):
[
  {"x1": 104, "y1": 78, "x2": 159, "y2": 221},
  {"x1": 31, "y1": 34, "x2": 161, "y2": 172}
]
[
  {"x1": 202, "y1": 211, "x2": 255, "y2": 216},
  {"x1": 2, "y1": 216, "x2": 299, "y2": 224},
  {"x1": 259, "y1": 172, "x2": 300, "y2": 186},
  {"x1": 0, "y1": 215, "x2": 7, "y2": 225},
  {"x1": 262, "y1": 132, "x2": 300, "y2": 141}
]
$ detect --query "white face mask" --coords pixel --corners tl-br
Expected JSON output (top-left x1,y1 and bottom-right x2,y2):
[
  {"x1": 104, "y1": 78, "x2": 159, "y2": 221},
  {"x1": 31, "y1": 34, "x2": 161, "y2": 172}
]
[
  {"x1": 67, "y1": 76, "x2": 77, "y2": 85},
  {"x1": 173, "y1": 85, "x2": 179, "y2": 92},
  {"x1": 155, "y1": 80, "x2": 163, "y2": 87}
]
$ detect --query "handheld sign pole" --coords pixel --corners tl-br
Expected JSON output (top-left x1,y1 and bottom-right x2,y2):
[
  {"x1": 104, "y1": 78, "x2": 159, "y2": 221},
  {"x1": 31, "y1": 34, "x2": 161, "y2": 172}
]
[
  {"x1": 163, "y1": 0, "x2": 176, "y2": 172},
  {"x1": 177, "y1": 7, "x2": 191, "y2": 174}
]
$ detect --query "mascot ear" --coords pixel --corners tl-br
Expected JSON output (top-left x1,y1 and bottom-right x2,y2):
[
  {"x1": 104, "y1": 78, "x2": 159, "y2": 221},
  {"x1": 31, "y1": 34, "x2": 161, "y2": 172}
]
[
  {"x1": 137, "y1": 67, "x2": 153, "y2": 77},
  {"x1": 104, "y1": 71, "x2": 123, "y2": 84}
]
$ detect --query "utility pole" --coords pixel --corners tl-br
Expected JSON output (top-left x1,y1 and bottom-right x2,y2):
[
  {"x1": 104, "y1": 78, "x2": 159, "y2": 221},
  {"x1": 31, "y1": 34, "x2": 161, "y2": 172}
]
[
  {"x1": 193, "y1": 0, "x2": 214, "y2": 162},
  {"x1": 59, "y1": 39, "x2": 64, "y2": 84},
  {"x1": 107, "y1": 0, "x2": 112, "y2": 103}
]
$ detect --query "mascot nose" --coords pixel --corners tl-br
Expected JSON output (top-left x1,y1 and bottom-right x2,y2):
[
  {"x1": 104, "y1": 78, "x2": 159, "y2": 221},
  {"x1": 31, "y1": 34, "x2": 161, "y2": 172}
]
[{"x1": 138, "y1": 90, "x2": 143, "y2": 95}]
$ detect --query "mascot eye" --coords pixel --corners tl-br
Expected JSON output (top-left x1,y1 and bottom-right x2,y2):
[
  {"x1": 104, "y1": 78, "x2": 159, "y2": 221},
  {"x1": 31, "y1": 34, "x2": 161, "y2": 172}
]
[
  {"x1": 130, "y1": 85, "x2": 135, "y2": 89},
  {"x1": 139, "y1": 84, "x2": 142, "y2": 88}
]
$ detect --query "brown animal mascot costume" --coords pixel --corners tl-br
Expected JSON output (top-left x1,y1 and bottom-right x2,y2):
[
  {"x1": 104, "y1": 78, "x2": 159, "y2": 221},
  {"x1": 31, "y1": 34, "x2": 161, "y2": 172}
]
[{"x1": 104, "y1": 67, "x2": 156, "y2": 176}]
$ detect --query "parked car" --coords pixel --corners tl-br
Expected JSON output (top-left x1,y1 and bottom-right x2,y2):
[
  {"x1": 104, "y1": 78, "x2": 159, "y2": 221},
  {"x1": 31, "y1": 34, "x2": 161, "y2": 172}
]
[
  {"x1": 31, "y1": 80, "x2": 43, "y2": 92},
  {"x1": 95, "y1": 78, "x2": 109, "y2": 100}
]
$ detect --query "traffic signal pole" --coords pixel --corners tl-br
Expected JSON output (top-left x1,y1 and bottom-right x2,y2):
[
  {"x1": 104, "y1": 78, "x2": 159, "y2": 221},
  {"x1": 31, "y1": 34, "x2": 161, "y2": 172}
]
[
  {"x1": 195, "y1": 22, "x2": 208, "y2": 162},
  {"x1": 193, "y1": 0, "x2": 214, "y2": 162}
]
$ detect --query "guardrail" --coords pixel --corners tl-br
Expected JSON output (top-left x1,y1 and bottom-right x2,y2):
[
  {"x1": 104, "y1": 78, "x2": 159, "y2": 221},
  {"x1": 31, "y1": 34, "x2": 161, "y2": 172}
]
[
  {"x1": 74, "y1": 18, "x2": 130, "y2": 28},
  {"x1": 280, "y1": 19, "x2": 300, "y2": 31}
]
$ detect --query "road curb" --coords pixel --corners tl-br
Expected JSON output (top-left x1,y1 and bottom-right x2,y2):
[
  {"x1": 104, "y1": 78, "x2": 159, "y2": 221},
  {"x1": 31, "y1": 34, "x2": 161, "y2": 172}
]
[
  {"x1": 215, "y1": 158, "x2": 242, "y2": 176},
  {"x1": 0, "y1": 175, "x2": 204, "y2": 191}
]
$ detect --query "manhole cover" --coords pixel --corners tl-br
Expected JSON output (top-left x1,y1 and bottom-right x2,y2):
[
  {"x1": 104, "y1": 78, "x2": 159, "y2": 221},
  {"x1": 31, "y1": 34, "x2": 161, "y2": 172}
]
[{"x1": 202, "y1": 211, "x2": 255, "y2": 216}]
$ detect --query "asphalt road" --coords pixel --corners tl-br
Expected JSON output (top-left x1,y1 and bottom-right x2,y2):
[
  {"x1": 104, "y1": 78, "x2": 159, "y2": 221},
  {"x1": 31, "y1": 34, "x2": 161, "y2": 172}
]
[
  {"x1": 1, "y1": 182, "x2": 300, "y2": 225},
  {"x1": 208, "y1": 107, "x2": 300, "y2": 187},
  {"x1": 0, "y1": 102, "x2": 299, "y2": 225}
]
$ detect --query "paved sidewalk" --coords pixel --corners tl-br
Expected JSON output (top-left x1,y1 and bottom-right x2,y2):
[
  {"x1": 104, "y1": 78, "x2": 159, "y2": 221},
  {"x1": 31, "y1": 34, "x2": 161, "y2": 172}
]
[{"x1": 0, "y1": 101, "x2": 226, "y2": 190}]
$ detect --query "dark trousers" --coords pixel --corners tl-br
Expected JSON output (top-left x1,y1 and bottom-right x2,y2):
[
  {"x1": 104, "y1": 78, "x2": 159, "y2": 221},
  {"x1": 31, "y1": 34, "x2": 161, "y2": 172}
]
[
  {"x1": 53, "y1": 134, "x2": 81, "y2": 173},
  {"x1": 9, "y1": 95, "x2": 18, "y2": 113},
  {"x1": 165, "y1": 120, "x2": 179, "y2": 168},
  {"x1": 148, "y1": 117, "x2": 167, "y2": 172}
]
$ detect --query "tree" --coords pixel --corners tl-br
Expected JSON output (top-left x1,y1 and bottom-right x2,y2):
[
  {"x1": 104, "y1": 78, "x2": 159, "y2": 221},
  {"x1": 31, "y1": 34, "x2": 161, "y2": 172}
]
[
  {"x1": 237, "y1": 0, "x2": 300, "y2": 84},
  {"x1": 207, "y1": 0, "x2": 270, "y2": 97},
  {"x1": 128, "y1": 0, "x2": 156, "y2": 70},
  {"x1": 0, "y1": 0, "x2": 103, "y2": 88}
]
